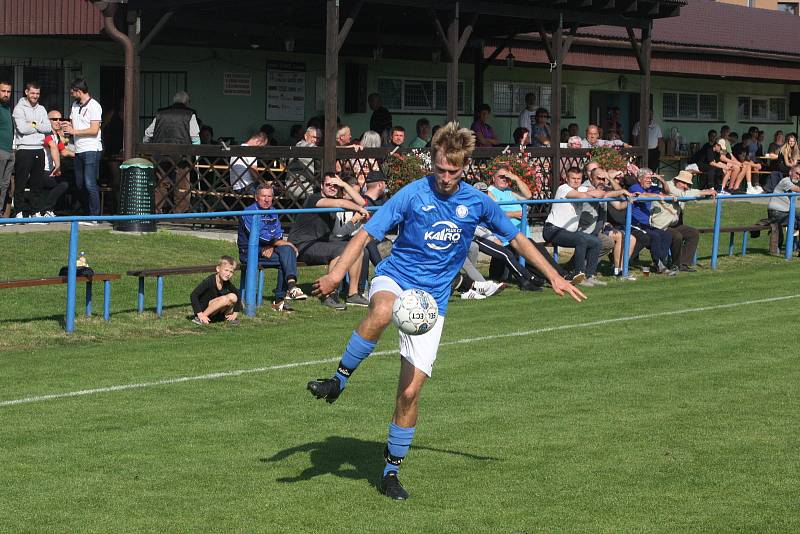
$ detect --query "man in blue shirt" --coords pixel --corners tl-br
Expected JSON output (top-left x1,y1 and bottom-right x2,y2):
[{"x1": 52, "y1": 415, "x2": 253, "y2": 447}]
[
  {"x1": 306, "y1": 122, "x2": 586, "y2": 500},
  {"x1": 238, "y1": 184, "x2": 306, "y2": 311},
  {"x1": 628, "y1": 168, "x2": 676, "y2": 275}
]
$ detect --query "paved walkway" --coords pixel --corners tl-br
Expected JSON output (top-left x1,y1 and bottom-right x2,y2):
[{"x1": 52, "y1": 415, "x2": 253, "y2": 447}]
[{"x1": 0, "y1": 221, "x2": 238, "y2": 242}]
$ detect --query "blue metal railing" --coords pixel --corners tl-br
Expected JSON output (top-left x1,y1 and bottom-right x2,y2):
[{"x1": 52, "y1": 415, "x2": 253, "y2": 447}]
[{"x1": 1, "y1": 191, "x2": 797, "y2": 333}]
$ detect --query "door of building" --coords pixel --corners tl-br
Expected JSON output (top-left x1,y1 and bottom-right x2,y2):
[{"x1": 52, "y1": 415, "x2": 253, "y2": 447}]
[{"x1": 588, "y1": 91, "x2": 641, "y2": 145}]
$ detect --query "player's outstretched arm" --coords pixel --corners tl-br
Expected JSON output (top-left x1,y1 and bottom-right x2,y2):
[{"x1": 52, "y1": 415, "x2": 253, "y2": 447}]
[
  {"x1": 312, "y1": 229, "x2": 373, "y2": 297},
  {"x1": 509, "y1": 233, "x2": 586, "y2": 302}
]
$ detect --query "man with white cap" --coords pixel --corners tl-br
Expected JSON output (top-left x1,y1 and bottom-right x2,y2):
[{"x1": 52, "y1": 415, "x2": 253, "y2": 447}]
[{"x1": 652, "y1": 170, "x2": 716, "y2": 271}]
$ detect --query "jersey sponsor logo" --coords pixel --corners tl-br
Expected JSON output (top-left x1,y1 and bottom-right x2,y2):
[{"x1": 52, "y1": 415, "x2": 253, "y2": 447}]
[
  {"x1": 424, "y1": 220, "x2": 462, "y2": 250},
  {"x1": 421, "y1": 205, "x2": 436, "y2": 212},
  {"x1": 455, "y1": 204, "x2": 469, "y2": 218}
]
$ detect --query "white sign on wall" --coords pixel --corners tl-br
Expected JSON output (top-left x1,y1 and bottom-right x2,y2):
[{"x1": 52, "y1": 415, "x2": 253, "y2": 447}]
[
  {"x1": 266, "y1": 62, "x2": 305, "y2": 121},
  {"x1": 223, "y1": 72, "x2": 252, "y2": 96}
]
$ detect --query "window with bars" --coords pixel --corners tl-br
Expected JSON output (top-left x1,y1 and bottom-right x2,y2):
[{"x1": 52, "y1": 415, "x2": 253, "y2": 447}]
[
  {"x1": 491, "y1": 81, "x2": 574, "y2": 118},
  {"x1": 0, "y1": 58, "x2": 78, "y2": 114},
  {"x1": 737, "y1": 96, "x2": 787, "y2": 122},
  {"x1": 376, "y1": 77, "x2": 470, "y2": 113},
  {"x1": 662, "y1": 91, "x2": 721, "y2": 120}
]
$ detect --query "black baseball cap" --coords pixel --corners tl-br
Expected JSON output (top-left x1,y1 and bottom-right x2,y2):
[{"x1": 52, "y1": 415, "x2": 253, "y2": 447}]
[{"x1": 365, "y1": 170, "x2": 387, "y2": 184}]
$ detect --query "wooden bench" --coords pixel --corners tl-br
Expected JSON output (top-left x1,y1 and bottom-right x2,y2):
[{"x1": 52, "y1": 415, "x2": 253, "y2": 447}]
[
  {"x1": 127, "y1": 262, "x2": 293, "y2": 316},
  {"x1": 694, "y1": 222, "x2": 798, "y2": 263},
  {"x1": 0, "y1": 273, "x2": 121, "y2": 321}
]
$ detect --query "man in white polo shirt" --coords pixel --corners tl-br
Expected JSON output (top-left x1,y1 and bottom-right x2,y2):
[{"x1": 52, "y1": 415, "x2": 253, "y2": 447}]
[{"x1": 63, "y1": 78, "x2": 102, "y2": 222}]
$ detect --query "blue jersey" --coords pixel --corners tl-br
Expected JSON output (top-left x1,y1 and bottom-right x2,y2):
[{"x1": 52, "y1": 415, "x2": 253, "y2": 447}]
[{"x1": 364, "y1": 175, "x2": 519, "y2": 315}]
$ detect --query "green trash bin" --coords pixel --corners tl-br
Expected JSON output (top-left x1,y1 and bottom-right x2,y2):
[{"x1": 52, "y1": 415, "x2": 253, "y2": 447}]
[{"x1": 115, "y1": 158, "x2": 156, "y2": 232}]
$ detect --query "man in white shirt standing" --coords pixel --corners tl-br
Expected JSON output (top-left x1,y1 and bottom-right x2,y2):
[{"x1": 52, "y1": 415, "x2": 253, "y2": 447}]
[
  {"x1": 63, "y1": 78, "x2": 102, "y2": 221},
  {"x1": 632, "y1": 110, "x2": 664, "y2": 173}
]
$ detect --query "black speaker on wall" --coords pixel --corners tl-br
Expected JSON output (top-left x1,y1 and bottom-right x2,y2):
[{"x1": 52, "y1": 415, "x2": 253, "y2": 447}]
[
  {"x1": 790, "y1": 92, "x2": 800, "y2": 117},
  {"x1": 344, "y1": 63, "x2": 367, "y2": 114}
]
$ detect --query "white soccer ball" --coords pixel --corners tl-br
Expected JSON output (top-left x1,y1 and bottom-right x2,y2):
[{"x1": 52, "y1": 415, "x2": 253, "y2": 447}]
[{"x1": 392, "y1": 289, "x2": 439, "y2": 336}]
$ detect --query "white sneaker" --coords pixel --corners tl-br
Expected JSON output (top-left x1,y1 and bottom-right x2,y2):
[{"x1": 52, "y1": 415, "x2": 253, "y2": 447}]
[
  {"x1": 31, "y1": 212, "x2": 43, "y2": 218},
  {"x1": 717, "y1": 190, "x2": 731, "y2": 196},
  {"x1": 579, "y1": 278, "x2": 596, "y2": 288},
  {"x1": 472, "y1": 280, "x2": 507, "y2": 297},
  {"x1": 617, "y1": 273, "x2": 637, "y2": 281},
  {"x1": 460, "y1": 289, "x2": 487, "y2": 300},
  {"x1": 746, "y1": 185, "x2": 756, "y2": 195},
  {"x1": 14, "y1": 212, "x2": 25, "y2": 219},
  {"x1": 286, "y1": 286, "x2": 307, "y2": 300},
  {"x1": 586, "y1": 276, "x2": 607, "y2": 286},
  {"x1": 754, "y1": 185, "x2": 764, "y2": 194},
  {"x1": 44, "y1": 211, "x2": 55, "y2": 217}
]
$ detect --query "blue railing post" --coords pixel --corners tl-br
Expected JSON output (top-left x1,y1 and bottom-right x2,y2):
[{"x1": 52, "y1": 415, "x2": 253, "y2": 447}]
[
  {"x1": 103, "y1": 280, "x2": 111, "y2": 321},
  {"x1": 65, "y1": 221, "x2": 79, "y2": 334},
  {"x1": 519, "y1": 203, "x2": 528, "y2": 267},
  {"x1": 622, "y1": 201, "x2": 633, "y2": 276},
  {"x1": 245, "y1": 214, "x2": 261, "y2": 317},
  {"x1": 710, "y1": 197, "x2": 723, "y2": 270},
  {"x1": 156, "y1": 276, "x2": 164, "y2": 317},
  {"x1": 785, "y1": 194, "x2": 796, "y2": 261}
]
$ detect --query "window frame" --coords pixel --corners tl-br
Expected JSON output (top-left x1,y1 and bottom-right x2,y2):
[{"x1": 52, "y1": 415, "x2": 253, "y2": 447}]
[
  {"x1": 662, "y1": 90, "x2": 722, "y2": 122},
  {"x1": 376, "y1": 76, "x2": 470, "y2": 114},
  {"x1": 491, "y1": 81, "x2": 575, "y2": 118},
  {"x1": 737, "y1": 95, "x2": 790, "y2": 123}
]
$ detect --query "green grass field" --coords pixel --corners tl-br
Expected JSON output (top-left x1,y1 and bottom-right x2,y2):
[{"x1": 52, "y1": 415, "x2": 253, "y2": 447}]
[{"x1": 1, "y1": 200, "x2": 799, "y2": 532}]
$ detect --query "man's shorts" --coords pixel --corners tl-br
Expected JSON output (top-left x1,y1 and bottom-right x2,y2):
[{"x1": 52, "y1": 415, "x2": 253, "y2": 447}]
[
  {"x1": 369, "y1": 275, "x2": 445, "y2": 377},
  {"x1": 297, "y1": 240, "x2": 348, "y2": 265}
]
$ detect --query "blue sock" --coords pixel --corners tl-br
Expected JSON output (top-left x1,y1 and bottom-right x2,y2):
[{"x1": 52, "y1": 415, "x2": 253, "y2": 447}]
[
  {"x1": 333, "y1": 331, "x2": 376, "y2": 389},
  {"x1": 383, "y1": 422, "x2": 416, "y2": 476}
]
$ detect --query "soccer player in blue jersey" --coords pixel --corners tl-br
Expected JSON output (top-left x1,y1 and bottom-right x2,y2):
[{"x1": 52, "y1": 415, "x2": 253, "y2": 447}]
[{"x1": 307, "y1": 122, "x2": 586, "y2": 500}]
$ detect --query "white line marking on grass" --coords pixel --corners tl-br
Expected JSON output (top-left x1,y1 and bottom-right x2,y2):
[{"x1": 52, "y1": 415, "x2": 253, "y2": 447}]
[{"x1": 2, "y1": 293, "x2": 799, "y2": 408}]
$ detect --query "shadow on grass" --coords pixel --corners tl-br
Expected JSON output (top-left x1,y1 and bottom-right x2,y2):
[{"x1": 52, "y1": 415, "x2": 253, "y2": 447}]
[{"x1": 261, "y1": 436, "x2": 499, "y2": 491}]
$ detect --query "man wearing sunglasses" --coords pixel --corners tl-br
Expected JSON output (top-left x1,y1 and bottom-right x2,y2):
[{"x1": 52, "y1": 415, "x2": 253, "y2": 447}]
[{"x1": 306, "y1": 122, "x2": 586, "y2": 500}]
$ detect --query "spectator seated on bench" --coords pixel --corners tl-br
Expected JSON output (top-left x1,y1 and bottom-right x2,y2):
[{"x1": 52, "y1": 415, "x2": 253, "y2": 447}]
[
  {"x1": 628, "y1": 168, "x2": 677, "y2": 276},
  {"x1": 190, "y1": 255, "x2": 242, "y2": 325},
  {"x1": 766, "y1": 164, "x2": 800, "y2": 256},
  {"x1": 238, "y1": 183, "x2": 306, "y2": 313},
  {"x1": 653, "y1": 170, "x2": 716, "y2": 272},
  {"x1": 288, "y1": 172, "x2": 368, "y2": 311}
]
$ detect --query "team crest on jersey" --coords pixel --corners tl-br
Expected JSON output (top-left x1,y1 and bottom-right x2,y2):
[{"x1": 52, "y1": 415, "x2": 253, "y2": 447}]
[
  {"x1": 424, "y1": 220, "x2": 462, "y2": 250},
  {"x1": 455, "y1": 204, "x2": 469, "y2": 219}
]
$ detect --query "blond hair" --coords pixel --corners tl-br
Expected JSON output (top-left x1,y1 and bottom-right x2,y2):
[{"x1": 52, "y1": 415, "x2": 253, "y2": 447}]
[
  {"x1": 431, "y1": 121, "x2": 475, "y2": 168},
  {"x1": 780, "y1": 134, "x2": 800, "y2": 165},
  {"x1": 218, "y1": 255, "x2": 237, "y2": 269}
]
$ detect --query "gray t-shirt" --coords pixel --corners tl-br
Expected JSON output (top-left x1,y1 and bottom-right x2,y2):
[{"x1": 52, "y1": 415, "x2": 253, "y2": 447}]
[{"x1": 768, "y1": 177, "x2": 796, "y2": 212}]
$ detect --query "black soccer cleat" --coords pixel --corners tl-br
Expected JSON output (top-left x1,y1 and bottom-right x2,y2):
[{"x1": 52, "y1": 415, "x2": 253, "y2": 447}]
[
  {"x1": 380, "y1": 472, "x2": 409, "y2": 500},
  {"x1": 306, "y1": 377, "x2": 342, "y2": 404}
]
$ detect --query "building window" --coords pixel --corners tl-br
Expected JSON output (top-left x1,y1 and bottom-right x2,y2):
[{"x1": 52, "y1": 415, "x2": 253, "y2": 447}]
[
  {"x1": 492, "y1": 81, "x2": 574, "y2": 117},
  {"x1": 777, "y1": 2, "x2": 799, "y2": 15},
  {"x1": 377, "y1": 77, "x2": 471, "y2": 114},
  {"x1": 737, "y1": 96, "x2": 787, "y2": 122},
  {"x1": 0, "y1": 58, "x2": 78, "y2": 114},
  {"x1": 662, "y1": 91, "x2": 721, "y2": 121}
]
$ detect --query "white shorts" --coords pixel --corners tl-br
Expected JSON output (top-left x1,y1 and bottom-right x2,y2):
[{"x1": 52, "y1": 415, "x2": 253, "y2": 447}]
[{"x1": 369, "y1": 275, "x2": 445, "y2": 377}]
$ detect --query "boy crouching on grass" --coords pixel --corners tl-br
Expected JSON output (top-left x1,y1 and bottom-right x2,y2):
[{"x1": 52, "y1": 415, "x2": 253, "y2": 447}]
[{"x1": 190, "y1": 256, "x2": 242, "y2": 325}]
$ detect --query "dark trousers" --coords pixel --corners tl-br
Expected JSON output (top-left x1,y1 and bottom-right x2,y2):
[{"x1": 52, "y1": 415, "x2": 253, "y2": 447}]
[
  {"x1": 75, "y1": 151, "x2": 101, "y2": 216},
  {"x1": 358, "y1": 240, "x2": 383, "y2": 294},
  {"x1": 634, "y1": 223, "x2": 671, "y2": 265},
  {"x1": 476, "y1": 236, "x2": 536, "y2": 286},
  {"x1": 543, "y1": 224, "x2": 601, "y2": 276},
  {"x1": 13, "y1": 149, "x2": 45, "y2": 215},
  {"x1": 241, "y1": 244, "x2": 298, "y2": 300},
  {"x1": 39, "y1": 175, "x2": 70, "y2": 213},
  {"x1": 666, "y1": 224, "x2": 700, "y2": 266}
]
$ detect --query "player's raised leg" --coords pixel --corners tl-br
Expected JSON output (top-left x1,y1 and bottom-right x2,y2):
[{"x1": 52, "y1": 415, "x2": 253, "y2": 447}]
[{"x1": 307, "y1": 288, "x2": 395, "y2": 402}]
